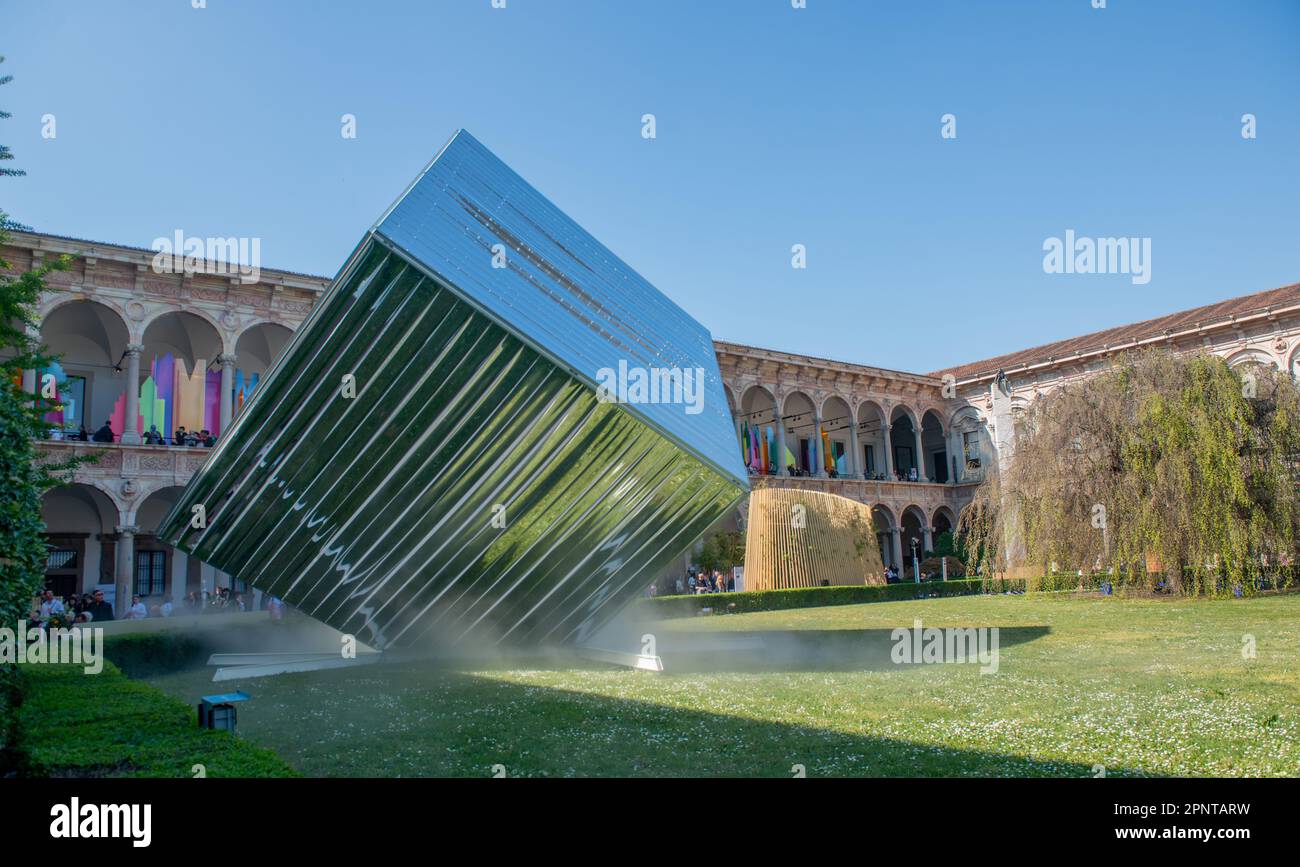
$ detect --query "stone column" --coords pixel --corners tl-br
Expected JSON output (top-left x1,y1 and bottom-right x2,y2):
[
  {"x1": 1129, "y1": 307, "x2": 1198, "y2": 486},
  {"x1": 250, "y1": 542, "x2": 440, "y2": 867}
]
[
  {"x1": 812, "y1": 413, "x2": 824, "y2": 477},
  {"x1": 120, "y1": 344, "x2": 143, "y2": 444},
  {"x1": 114, "y1": 525, "x2": 137, "y2": 618},
  {"x1": 775, "y1": 407, "x2": 788, "y2": 476},
  {"x1": 890, "y1": 528, "x2": 903, "y2": 572},
  {"x1": 21, "y1": 326, "x2": 38, "y2": 402},
  {"x1": 914, "y1": 424, "x2": 928, "y2": 482},
  {"x1": 170, "y1": 547, "x2": 188, "y2": 606},
  {"x1": 882, "y1": 421, "x2": 894, "y2": 479},
  {"x1": 923, "y1": 526, "x2": 934, "y2": 555},
  {"x1": 949, "y1": 429, "x2": 963, "y2": 483},
  {"x1": 219, "y1": 353, "x2": 237, "y2": 436},
  {"x1": 848, "y1": 416, "x2": 861, "y2": 479}
]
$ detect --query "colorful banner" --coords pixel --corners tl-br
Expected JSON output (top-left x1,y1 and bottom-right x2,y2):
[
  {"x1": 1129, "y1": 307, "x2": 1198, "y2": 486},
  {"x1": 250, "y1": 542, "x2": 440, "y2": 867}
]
[
  {"x1": 41, "y1": 362, "x2": 65, "y2": 427},
  {"x1": 155, "y1": 353, "x2": 175, "y2": 439},
  {"x1": 204, "y1": 369, "x2": 222, "y2": 436}
]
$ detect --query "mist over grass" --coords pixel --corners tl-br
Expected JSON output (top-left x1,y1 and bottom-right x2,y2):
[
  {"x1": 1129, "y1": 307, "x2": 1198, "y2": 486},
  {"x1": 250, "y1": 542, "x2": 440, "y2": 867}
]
[{"x1": 142, "y1": 592, "x2": 1300, "y2": 777}]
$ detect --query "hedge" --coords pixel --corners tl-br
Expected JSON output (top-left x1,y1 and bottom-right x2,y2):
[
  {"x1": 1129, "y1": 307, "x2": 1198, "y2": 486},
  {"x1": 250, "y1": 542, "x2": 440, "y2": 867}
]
[
  {"x1": 1027, "y1": 570, "x2": 1297, "y2": 595},
  {"x1": 103, "y1": 632, "x2": 208, "y2": 679},
  {"x1": 0, "y1": 665, "x2": 19, "y2": 775},
  {"x1": 642, "y1": 578, "x2": 1026, "y2": 618},
  {"x1": 8, "y1": 659, "x2": 296, "y2": 778}
]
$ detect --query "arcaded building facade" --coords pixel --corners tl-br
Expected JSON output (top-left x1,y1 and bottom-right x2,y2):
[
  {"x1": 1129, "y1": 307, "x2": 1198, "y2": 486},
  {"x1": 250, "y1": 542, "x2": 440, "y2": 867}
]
[
  {"x1": 7, "y1": 230, "x2": 328, "y2": 609},
  {"x1": 8, "y1": 228, "x2": 1299, "y2": 609}
]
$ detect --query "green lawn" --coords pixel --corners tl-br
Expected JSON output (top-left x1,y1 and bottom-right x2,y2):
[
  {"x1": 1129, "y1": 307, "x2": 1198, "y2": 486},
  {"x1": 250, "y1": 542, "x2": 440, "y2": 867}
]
[{"x1": 145, "y1": 592, "x2": 1300, "y2": 777}]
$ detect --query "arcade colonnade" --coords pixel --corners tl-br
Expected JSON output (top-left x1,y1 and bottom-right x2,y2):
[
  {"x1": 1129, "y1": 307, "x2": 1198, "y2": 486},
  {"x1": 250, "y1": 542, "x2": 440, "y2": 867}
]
[
  {"x1": 36, "y1": 297, "x2": 294, "y2": 444},
  {"x1": 715, "y1": 341, "x2": 985, "y2": 579},
  {"x1": 6, "y1": 231, "x2": 325, "y2": 613}
]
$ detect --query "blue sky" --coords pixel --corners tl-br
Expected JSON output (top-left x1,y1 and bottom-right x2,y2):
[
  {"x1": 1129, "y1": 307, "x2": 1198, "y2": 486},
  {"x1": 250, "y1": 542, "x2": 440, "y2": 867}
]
[{"x1": 4, "y1": 0, "x2": 1298, "y2": 373}]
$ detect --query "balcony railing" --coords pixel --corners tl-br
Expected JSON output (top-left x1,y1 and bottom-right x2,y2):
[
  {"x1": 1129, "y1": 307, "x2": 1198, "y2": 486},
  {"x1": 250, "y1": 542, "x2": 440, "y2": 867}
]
[
  {"x1": 749, "y1": 474, "x2": 979, "y2": 501},
  {"x1": 34, "y1": 439, "x2": 214, "y2": 487}
]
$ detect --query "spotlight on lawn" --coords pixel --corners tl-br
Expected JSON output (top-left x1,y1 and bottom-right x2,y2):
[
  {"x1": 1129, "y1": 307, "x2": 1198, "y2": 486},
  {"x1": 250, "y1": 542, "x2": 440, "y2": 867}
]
[{"x1": 197, "y1": 690, "x2": 251, "y2": 733}]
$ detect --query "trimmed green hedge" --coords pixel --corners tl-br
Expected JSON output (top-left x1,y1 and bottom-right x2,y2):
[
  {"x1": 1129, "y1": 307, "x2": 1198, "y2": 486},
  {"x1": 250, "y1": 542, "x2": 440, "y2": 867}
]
[
  {"x1": 642, "y1": 578, "x2": 1026, "y2": 618},
  {"x1": 0, "y1": 664, "x2": 20, "y2": 775},
  {"x1": 103, "y1": 632, "x2": 208, "y2": 678},
  {"x1": 10, "y1": 660, "x2": 296, "y2": 778}
]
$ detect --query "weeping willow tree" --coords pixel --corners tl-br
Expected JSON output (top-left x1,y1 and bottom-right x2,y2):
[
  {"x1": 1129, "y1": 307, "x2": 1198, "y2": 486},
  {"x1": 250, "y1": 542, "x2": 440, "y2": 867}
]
[{"x1": 959, "y1": 351, "x2": 1300, "y2": 595}]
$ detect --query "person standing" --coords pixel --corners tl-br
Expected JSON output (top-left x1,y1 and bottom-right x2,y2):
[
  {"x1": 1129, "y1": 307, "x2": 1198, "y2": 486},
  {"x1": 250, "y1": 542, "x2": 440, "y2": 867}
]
[
  {"x1": 127, "y1": 595, "x2": 148, "y2": 620},
  {"x1": 86, "y1": 590, "x2": 114, "y2": 622}
]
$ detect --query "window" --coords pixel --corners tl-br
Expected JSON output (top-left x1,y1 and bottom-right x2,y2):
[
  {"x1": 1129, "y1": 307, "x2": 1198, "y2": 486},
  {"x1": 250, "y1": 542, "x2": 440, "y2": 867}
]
[
  {"x1": 962, "y1": 431, "x2": 981, "y2": 467},
  {"x1": 864, "y1": 444, "x2": 875, "y2": 474},
  {"x1": 134, "y1": 550, "x2": 166, "y2": 597},
  {"x1": 44, "y1": 547, "x2": 79, "y2": 599}
]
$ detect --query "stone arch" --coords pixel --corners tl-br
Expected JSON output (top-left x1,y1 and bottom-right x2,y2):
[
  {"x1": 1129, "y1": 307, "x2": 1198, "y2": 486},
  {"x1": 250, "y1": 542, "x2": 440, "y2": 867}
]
[
  {"x1": 900, "y1": 504, "x2": 928, "y2": 576},
  {"x1": 931, "y1": 505, "x2": 957, "y2": 538},
  {"x1": 139, "y1": 310, "x2": 226, "y2": 441},
  {"x1": 142, "y1": 310, "x2": 224, "y2": 367},
  {"x1": 39, "y1": 295, "x2": 131, "y2": 338},
  {"x1": 234, "y1": 320, "x2": 294, "y2": 376},
  {"x1": 1225, "y1": 348, "x2": 1277, "y2": 370},
  {"x1": 920, "y1": 408, "x2": 948, "y2": 483},
  {"x1": 820, "y1": 394, "x2": 853, "y2": 477},
  {"x1": 40, "y1": 483, "x2": 122, "y2": 598},
  {"x1": 782, "y1": 390, "x2": 818, "y2": 476},
  {"x1": 738, "y1": 384, "x2": 780, "y2": 474},
  {"x1": 889, "y1": 403, "x2": 921, "y2": 481},
  {"x1": 40, "y1": 299, "x2": 133, "y2": 434},
  {"x1": 133, "y1": 485, "x2": 186, "y2": 534},
  {"x1": 871, "y1": 503, "x2": 897, "y2": 530},
  {"x1": 43, "y1": 483, "x2": 120, "y2": 535},
  {"x1": 856, "y1": 399, "x2": 888, "y2": 479}
]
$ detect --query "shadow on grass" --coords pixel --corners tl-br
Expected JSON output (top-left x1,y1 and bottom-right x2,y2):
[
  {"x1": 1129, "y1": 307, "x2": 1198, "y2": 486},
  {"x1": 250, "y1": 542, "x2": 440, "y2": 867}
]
[
  {"x1": 654, "y1": 626, "x2": 1051, "y2": 673},
  {"x1": 158, "y1": 654, "x2": 1135, "y2": 778}
]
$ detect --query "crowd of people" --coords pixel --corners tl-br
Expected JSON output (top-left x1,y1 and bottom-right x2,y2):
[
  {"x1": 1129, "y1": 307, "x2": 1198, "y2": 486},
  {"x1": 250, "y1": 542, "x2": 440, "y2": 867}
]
[
  {"x1": 677, "y1": 570, "x2": 735, "y2": 595},
  {"x1": 748, "y1": 464, "x2": 924, "y2": 482},
  {"x1": 48, "y1": 421, "x2": 218, "y2": 447},
  {"x1": 27, "y1": 587, "x2": 286, "y2": 628},
  {"x1": 29, "y1": 588, "x2": 115, "y2": 627}
]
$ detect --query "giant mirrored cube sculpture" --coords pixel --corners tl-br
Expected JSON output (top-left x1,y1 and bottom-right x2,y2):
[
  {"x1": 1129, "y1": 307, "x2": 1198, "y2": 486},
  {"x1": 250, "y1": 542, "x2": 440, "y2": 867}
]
[{"x1": 160, "y1": 130, "x2": 747, "y2": 650}]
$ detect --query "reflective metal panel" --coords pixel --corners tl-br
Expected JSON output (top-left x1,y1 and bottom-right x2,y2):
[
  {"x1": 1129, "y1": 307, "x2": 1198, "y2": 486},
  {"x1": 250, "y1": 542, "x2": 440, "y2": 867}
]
[
  {"x1": 160, "y1": 135, "x2": 746, "y2": 649},
  {"x1": 375, "y1": 130, "x2": 745, "y2": 484}
]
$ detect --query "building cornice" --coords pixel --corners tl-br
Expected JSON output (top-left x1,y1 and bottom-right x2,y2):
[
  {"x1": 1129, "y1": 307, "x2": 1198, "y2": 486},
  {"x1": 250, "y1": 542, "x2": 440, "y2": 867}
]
[{"x1": 4, "y1": 230, "x2": 333, "y2": 294}]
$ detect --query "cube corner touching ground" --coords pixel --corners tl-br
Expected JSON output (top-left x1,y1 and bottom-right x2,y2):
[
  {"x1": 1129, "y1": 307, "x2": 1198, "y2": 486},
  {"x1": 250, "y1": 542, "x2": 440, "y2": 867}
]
[{"x1": 159, "y1": 129, "x2": 748, "y2": 651}]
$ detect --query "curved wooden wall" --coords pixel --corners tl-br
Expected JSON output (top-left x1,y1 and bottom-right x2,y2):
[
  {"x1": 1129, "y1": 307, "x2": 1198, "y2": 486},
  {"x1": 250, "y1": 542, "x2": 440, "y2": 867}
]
[{"x1": 743, "y1": 487, "x2": 886, "y2": 590}]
